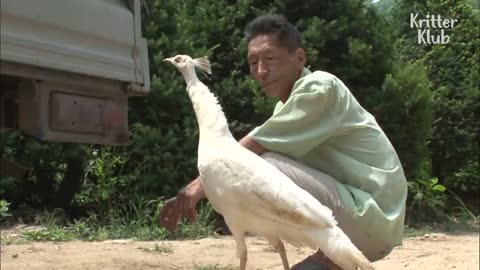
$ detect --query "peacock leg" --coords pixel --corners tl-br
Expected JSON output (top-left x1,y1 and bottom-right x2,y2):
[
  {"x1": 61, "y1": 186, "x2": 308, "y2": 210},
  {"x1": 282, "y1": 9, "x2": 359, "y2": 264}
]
[
  {"x1": 266, "y1": 237, "x2": 290, "y2": 270},
  {"x1": 233, "y1": 232, "x2": 248, "y2": 270}
]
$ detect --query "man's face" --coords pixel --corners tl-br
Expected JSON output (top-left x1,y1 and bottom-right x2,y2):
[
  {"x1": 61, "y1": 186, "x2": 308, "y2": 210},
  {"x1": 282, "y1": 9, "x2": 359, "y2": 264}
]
[{"x1": 247, "y1": 34, "x2": 305, "y2": 101}]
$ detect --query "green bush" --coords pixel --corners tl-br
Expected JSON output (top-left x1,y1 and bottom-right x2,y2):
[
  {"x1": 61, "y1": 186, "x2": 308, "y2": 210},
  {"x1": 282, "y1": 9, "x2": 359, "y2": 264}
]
[
  {"x1": 0, "y1": 130, "x2": 86, "y2": 209},
  {"x1": 407, "y1": 177, "x2": 447, "y2": 224},
  {"x1": 73, "y1": 145, "x2": 141, "y2": 217},
  {"x1": 391, "y1": 0, "x2": 480, "y2": 184},
  {"x1": 446, "y1": 159, "x2": 480, "y2": 196},
  {"x1": 375, "y1": 61, "x2": 433, "y2": 180},
  {"x1": 0, "y1": 199, "x2": 11, "y2": 220}
]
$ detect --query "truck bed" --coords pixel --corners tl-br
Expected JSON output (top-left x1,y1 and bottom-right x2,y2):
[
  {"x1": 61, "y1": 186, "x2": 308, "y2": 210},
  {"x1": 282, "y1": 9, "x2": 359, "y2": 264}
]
[
  {"x1": 0, "y1": 0, "x2": 151, "y2": 144},
  {"x1": 1, "y1": 0, "x2": 149, "y2": 92}
]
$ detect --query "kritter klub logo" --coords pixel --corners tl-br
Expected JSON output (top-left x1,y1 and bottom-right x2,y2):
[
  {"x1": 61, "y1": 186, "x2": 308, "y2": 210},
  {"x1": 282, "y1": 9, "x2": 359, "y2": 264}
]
[{"x1": 410, "y1": 13, "x2": 458, "y2": 45}]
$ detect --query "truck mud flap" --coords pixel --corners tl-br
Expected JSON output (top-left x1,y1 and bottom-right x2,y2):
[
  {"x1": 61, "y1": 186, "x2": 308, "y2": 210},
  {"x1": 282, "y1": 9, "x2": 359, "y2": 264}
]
[{"x1": 18, "y1": 80, "x2": 130, "y2": 145}]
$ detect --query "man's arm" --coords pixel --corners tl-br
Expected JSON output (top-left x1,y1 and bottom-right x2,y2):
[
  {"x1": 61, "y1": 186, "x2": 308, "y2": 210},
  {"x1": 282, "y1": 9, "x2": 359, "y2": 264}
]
[{"x1": 239, "y1": 135, "x2": 267, "y2": 156}]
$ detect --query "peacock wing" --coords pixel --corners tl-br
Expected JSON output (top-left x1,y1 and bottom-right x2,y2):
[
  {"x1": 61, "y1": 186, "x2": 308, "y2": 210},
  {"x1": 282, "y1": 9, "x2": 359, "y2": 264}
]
[{"x1": 202, "y1": 157, "x2": 337, "y2": 230}]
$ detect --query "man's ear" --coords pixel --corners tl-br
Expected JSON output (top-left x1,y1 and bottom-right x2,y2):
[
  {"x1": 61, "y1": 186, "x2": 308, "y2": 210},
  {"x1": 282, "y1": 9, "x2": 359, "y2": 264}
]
[{"x1": 295, "y1": 48, "x2": 306, "y2": 67}]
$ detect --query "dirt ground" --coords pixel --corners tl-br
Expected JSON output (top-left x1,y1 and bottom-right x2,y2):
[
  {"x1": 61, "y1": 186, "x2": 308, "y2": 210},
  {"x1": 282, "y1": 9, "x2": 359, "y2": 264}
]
[{"x1": 1, "y1": 231, "x2": 478, "y2": 270}]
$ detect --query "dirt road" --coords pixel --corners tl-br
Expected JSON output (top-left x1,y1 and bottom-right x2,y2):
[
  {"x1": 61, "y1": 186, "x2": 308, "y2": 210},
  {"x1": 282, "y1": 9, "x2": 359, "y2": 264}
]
[{"x1": 1, "y1": 233, "x2": 478, "y2": 270}]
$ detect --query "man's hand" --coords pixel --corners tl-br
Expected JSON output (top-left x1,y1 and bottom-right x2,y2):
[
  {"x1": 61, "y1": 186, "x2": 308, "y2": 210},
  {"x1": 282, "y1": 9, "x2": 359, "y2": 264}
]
[
  {"x1": 158, "y1": 197, "x2": 180, "y2": 231},
  {"x1": 158, "y1": 178, "x2": 204, "y2": 231}
]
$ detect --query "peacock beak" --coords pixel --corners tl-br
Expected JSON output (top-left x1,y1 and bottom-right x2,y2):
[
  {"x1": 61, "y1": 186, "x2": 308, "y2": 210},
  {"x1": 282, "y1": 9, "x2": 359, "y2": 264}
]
[{"x1": 163, "y1": 57, "x2": 174, "y2": 64}]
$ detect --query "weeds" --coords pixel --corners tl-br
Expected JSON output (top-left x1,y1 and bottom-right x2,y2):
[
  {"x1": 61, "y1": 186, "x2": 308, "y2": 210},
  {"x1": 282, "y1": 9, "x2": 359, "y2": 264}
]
[
  {"x1": 405, "y1": 178, "x2": 479, "y2": 236},
  {"x1": 15, "y1": 197, "x2": 216, "y2": 242},
  {"x1": 193, "y1": 263, "x2": 236, "y2": 270},
  {"x1": 174, "y1": 201, "x2": 216, "y2": 239},
  {"x1": 407, "y1": 177, "x2": 447, "y2": 224},
  {"x1": 1, "y1": 234, "x2": 28, "y2": 245},
  {"x1": 22, "y1": 227, "x2": 76, "y2": 242},
  {"x1": 0, "y1": 199, "x2": 11, "y2": 221},
  {"x1": 5, "y1": 186, "x2": 476, "y2": 244},
  {"x1": 404, "y1": 210, "x2": 479, "y2": 238},
  {"x1": 138, "y1": 242, "x2": 173, "y2": 254}
]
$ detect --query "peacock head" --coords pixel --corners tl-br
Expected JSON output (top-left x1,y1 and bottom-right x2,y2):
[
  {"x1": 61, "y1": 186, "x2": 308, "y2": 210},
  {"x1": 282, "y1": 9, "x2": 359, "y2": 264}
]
[{"x1": 164, "y1": 54, "x2": 212, "y2": 76}]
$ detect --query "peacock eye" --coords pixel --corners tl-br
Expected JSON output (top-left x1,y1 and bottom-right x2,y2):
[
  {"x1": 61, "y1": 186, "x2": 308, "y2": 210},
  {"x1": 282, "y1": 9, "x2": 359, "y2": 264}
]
[{"x1": 174, "y1": 57, "x2": 182, "y2": 63}]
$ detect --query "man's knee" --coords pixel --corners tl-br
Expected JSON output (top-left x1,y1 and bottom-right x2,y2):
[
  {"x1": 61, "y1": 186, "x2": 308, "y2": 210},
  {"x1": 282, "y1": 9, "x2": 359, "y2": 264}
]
[
  {"x1": 338, "y1": 219, "x2": 396, "y2": 262},
  {"x1": 261, "y1": 151, "x2": 343, "y2": 210},
  {"x1": 363, "y1": 243, "x2": 394, "y2": 262},
  {"x1": 260, "y1": 151, "x2": 298, "y2": 175}
]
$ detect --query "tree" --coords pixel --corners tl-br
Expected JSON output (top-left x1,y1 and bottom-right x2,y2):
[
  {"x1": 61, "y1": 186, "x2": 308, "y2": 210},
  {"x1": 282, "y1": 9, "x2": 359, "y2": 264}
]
[{"x1": 390, "y1": 0, "x2": 479, "y2": 194}]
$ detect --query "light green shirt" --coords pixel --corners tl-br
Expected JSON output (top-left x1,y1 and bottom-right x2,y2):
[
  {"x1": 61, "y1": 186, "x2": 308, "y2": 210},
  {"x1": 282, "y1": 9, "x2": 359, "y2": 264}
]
[{"x1": 249, "y1": 68, "x2": 407, "y2": 247}]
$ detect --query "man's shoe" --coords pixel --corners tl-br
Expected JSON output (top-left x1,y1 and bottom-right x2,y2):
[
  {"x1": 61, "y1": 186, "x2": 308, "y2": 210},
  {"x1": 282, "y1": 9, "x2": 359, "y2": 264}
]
[{"x1": 291, "y1": 255, "x2": 329, "y2": 270}]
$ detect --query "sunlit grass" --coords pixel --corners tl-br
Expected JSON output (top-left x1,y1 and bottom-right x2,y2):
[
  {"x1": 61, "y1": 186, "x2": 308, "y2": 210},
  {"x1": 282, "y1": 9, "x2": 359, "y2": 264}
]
[
  {"x1": 14, "y1": 197, "x2": 217, "y2": 242},
  {"x1": 405, "y1": 211, "x2": 479, "y2": 238},
  {"x1": 137, "y1": 242, "x2": 173, "y2": 254},
  {"x1": 193, "y1": 263, "x2": 236, "y2": 270},
  {"x1": 3, "y1": 194, "x2": 477, "y2": 244}
]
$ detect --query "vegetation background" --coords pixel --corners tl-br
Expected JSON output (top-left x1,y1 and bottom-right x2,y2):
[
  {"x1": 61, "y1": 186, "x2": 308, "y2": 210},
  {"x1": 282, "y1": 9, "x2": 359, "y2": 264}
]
[{"x1": 1, "y1": 0, "x2": 478, "y2": 241}]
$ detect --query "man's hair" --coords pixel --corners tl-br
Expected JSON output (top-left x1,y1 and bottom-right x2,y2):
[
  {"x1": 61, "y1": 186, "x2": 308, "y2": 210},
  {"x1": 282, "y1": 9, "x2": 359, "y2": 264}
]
[{"x1": 244, "y1": 15, "x2": 302, "y2": 52}]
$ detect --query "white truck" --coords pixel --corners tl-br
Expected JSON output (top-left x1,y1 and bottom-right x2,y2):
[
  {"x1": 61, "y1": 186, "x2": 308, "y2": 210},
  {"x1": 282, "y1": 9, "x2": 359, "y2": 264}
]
[{"x1": 0, "y1": 0, "x2": 150, "y2": 145}]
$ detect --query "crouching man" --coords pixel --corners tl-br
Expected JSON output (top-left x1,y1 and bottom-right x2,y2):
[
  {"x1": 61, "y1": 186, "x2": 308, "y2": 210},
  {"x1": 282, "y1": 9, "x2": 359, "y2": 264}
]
[{"x1": 159, "y1": 14, "x2": 407, "y2": 270}]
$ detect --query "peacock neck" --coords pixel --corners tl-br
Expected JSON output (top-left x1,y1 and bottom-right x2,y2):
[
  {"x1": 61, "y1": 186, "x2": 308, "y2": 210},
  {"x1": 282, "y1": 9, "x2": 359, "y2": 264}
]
[
  {"x1": 183, "y1": 72, "x2": 232, "y2": 140},
  {"x1": 179, "y1": 67, "x2": 199, "y2": 86}
]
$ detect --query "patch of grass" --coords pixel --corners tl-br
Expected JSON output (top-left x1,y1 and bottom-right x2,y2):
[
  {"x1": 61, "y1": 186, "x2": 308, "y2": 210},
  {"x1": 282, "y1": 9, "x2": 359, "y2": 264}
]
[
  {"x1": 0, "y1": 199, "x2": 12, "y2": 220},
  {"x1": 18, "y1": 208, "x2": 74, "y2": 242},
  {"x1": 21, "y1": 227, "x2": 76, "y2": 242},
  {"x1": 15, "y1": 197, "x2": 217, "y2": 243},
  {"x1": 193, "y1": 263, "x2": 236, "y2": 270},
  {"x1": 1, "y1": 234, "x2": 13, "y2": 245},
  {"x1": 210, "y1": 243, "x2": 226, "y2": 248},
  {"x1": 174, "y1": 202, "x2": 217, "y2": 239},
  {"x1": 405, "y1": 189, "x2": 479, "y2": 237},
  {"x1": 404, "y1": 224, "x2": 436, "y2": 237},
  {"x1": 1, "y1": 234, "x2": 28, "y2": 245},
  {"x1": 405, "y1": 212, "x2": 479, "y2": 238},
  {"x1": 138, "y1": 242, "x2": 173, "y2": 254}
]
